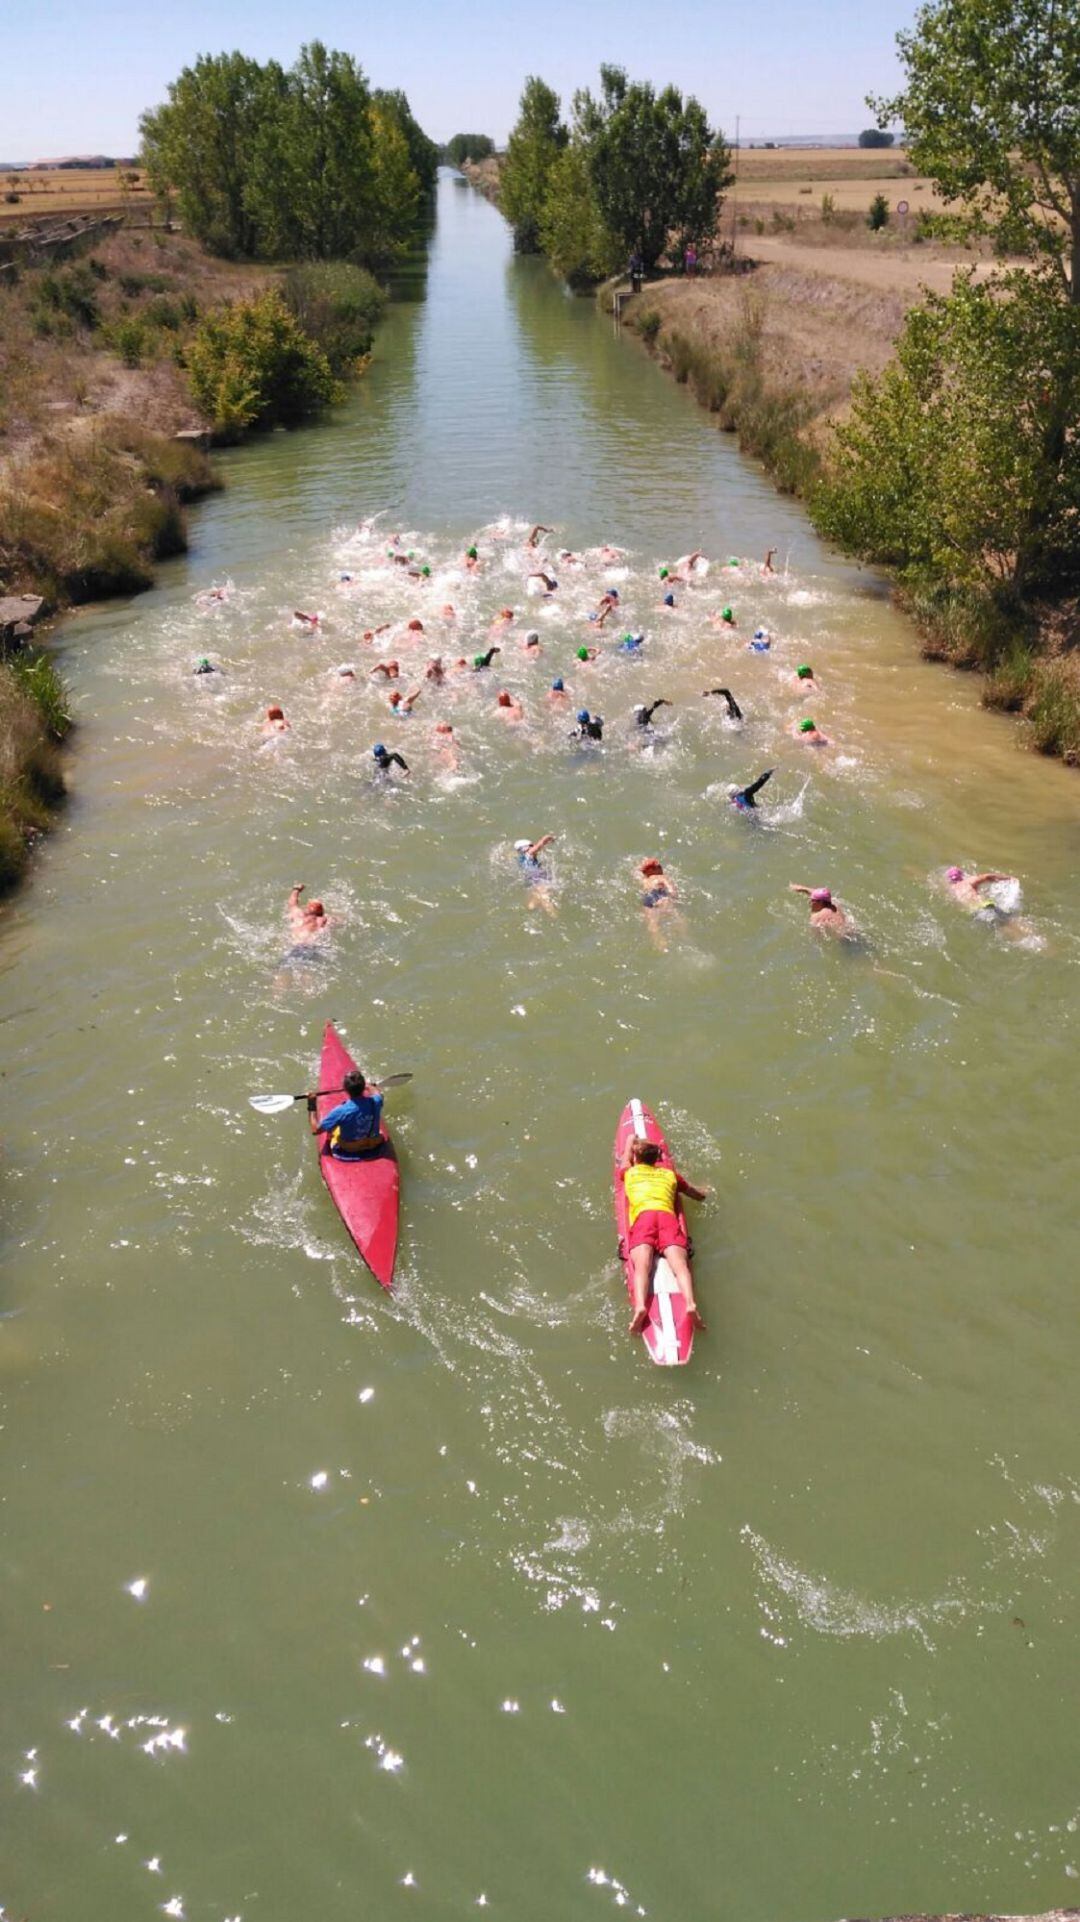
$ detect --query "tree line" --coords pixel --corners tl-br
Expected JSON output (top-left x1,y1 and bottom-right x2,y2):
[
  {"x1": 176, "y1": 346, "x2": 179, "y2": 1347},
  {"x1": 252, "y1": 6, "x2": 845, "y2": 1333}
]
[
  {"x1": 140, "y1": 44, "x2": 438, "y2": 264},
  {"x1": 500, "y1": 67, "x2": 731, "y2": 287}
]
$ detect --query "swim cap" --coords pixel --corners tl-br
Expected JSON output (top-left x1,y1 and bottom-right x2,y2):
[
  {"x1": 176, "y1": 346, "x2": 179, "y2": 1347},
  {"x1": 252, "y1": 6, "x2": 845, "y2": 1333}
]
[
  {"x1": 728, "y1": 557, "x2": 740, "y2": 567},
  {"x1": 467, "y1": 546, "x2": 478, "y2": 559},
  {"x1": 809, "y1": 888, "x2": 833, "y2": 907},
  {"x1": 799, "y1": 718, "x2": 816, "y2": 732},
  {"x1": 577, "y1": 709, "x2": 590, "y2": 723},
  {"x1": 307, "y1": 900, "x2": 325, "y2": 916},
  {"x1": 796, "y1": 664, "x2": 812, "y2": 679},
  {"x1": 407, "y1": 551, "x2": 414, "y2": 560},
  {"x1": 340, "y1": 573, "x2": 352, "y2": 582},
  {"x1": 576, "y1": 646, "x2": 589, "y2": 661},
  {"x1": 407, "y1": 619, "x2": 424, "y2": 631},
  {"x1": 525, "y1": 630, "x2": 540, "y2": 644},
  {"x1": 197, "y1": 657, "x2": 211, "y2": 670},
  {"x1": 946, "y1": 866, "x2": 964, "y2": 883},
  {"x1": 641, "y1": 857, "x2": 663, "y2": 876},
  {"x1": 389, "y1": 690, "x2": 402, "y2": 704},
  {"x1": 497, "y1": 691, "x2": 513, "y2": 707},
  {"x1": 754, "y1": 627, "x2": 768, "y2": 640},
  {"x1": 435, "y1": 721, "x2": 453, "y2": 735},
  {"x1": 662, "y1": 593, "x2": 675, "y2": 607},
  {"x1": 267, "y1": 705, "x2": 284, "y2": 720},
  {"x1": 552, "y1": 678, "x2": 564, "y2": 690},
  {"x1": 722, "y1": 607, "x2": 734, "y2": 622},
  {"x1": 373, "y1": 743, "x2": 386, "y2": 757},
  {"x1": 659, "y1": 567, "x2": 669, "y2": 580},
  {"x1": 609, "y1": 588, "x2": 619, "y2": 599},
  {"x1": 337, "y1": 663, "x2": 355, "y2": 677},
  {"x1": 514, "y1": 839, "x2": 531, "y2": 852},
  {"x1": 421, "y1": 565, "x2": 430, "y2": 577},
  {"x1": 473, "y1": 654, "x2": 484, "y2": 668},
  {"x1": 633, "y1": 703, "x2": 647, "y2": 716}
]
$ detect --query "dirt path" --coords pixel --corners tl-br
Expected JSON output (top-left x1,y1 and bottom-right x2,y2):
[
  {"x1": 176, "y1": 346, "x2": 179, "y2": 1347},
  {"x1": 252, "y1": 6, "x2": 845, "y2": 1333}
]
[{"x1": 736, "y1": 232, "x2": 999, "y2": 299}]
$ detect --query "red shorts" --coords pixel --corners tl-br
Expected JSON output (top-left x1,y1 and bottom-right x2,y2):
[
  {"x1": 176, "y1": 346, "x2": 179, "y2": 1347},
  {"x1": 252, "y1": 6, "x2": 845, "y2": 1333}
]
[{"x1": 628, "y1": 1209, "x2": 688, "y2": 1254}]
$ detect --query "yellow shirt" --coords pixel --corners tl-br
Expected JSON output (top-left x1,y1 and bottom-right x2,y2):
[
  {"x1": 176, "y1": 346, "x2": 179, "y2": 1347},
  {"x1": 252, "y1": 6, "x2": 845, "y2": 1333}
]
[{"x1": 624, "y1": 1163, "x2": 678, "y2": 1225}]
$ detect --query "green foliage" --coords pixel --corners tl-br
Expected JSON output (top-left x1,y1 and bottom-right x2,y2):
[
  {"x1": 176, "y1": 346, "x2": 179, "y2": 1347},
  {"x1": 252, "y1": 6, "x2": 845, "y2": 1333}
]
[
  {"x1": 140, "y1": 45, "x2": 433, "y2": 263},
  {"x1": 109, "y1": 317, "x2": 149, "y2": 366},
  {"x1": 281, "y1": 261, "x2": 386, "y2": 374},
  {"x1": 871, "y1": 0, "x2": 1080, "y2": 295},
  {"x1": 33, "y1": 265, "x2": 101, "y2": 330},
  {"x1": 539, "y1": 142, "x2": 622, "y2": 287},
  {"x1": 816, "y1": 270, "x2": 1080, "y2": 594},
  {"x1": 635, "y1": 307, "x2": 662, "y2": 343},
  {"x1": 821, "y1": 193, "x2": 837, "y2": 224},
  {"x1": 858, "y1": 128, "x2": 895, "y2": 148},
  {"x1": 572, "y1": 65, "x2": 732, "y2": 272},
  {"x1": 501, "y1": 76, "x2": 568, "y2": 254},
  {"x1": 446, "y1": 133, "x2": 495, "y2": 166},
  {"x1": 867, "y1": 194, "x2": 890, "y2": 231},
  {"x1": 186, "y1": 290, "x2": 338, "y2": 440},
  {"x1": 7, "y1": 649, "x2": 72, "y2": 740}
]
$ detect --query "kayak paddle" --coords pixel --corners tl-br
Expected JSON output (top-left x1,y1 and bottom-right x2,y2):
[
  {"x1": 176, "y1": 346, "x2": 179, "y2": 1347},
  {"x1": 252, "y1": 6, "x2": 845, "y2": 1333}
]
[{"x1": 249, "y1": 1073, "x2": 413, "y2": 1116}]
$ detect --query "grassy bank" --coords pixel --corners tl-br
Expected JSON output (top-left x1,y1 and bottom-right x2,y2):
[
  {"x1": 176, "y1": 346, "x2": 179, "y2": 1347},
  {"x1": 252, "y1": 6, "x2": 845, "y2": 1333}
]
[
  {"x1": 623, "y1": 275, "x2": 1079, "y2": 765},
  {"x1": 0, "y1": 647, "x2": 71, "y2": 890}
]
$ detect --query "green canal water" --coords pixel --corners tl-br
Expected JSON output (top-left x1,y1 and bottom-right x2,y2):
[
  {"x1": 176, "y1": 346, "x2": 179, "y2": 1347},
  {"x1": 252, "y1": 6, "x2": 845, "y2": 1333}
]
[{"x1": 3, "y1": 172, "x2": 1080, "y2": 1922}]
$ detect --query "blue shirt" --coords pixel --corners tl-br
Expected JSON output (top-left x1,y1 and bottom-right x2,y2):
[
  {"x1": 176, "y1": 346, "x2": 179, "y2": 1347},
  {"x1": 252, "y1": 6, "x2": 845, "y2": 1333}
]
[{"x1": 317, "y1": 1093, "x2": 384, "y2": 1142}]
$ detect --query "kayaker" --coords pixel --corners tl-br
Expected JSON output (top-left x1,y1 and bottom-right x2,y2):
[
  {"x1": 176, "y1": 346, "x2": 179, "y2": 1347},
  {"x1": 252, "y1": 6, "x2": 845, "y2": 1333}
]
[
  {"x1": 633, "y1": 698, "x2": 671, "y2": 729},
  {"x1": 372, "y1": 742, "x2": 409, "y2": 777},
  {"x1": 618, "y1": 1136, "x2": 708, "y2": 1337},
  {"x1": 789, "y1": 884, "x2": 856, "y2": 939},
  {"x1": 308, "y1": 1070, "x2": 385, "y2": 1158},
  {"x1": 728, "y1": 769, "x2": 774, "y2": 813},
  {"x1": 703, "y1": 688, "x2": 742, "y2": 719}
]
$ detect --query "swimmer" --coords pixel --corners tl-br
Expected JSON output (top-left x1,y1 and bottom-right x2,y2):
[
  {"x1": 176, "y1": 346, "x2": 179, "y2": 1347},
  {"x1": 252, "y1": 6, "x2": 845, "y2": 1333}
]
[
  {"x1": 490, "y1": 608, "x2": 515, "y2": 633},
  {"x1": 943, "y1": 866, "x2": 1014, "y2": 921},
  {"x1": 388, "y1": 685, "x2": 422, "y2": 715},
  {"x1": 792, "y1": 663, "x2": 817, "y2": 690},
  {"x1": 660, "y1": 591, "x2": 676, "y2": 609},
  {"x1": 576, "y1": 644, "x2": 600, "y2": 664},
  {"x1": 528, "y1": 572, "x2": 558, "y2": 596},
  {"x1": 589, "y1": 590, "x2": 619, "y2": 628},
  {"x1": 286, "y1": 883, "x2": 331, "y2": 943},
  {"x1": 619, "y1": 1134, "x2": 707, "y2": 1337},
  {"x1": 196, "y1": 583, "x2": 230, "y2": 607},
  {"x1": 432, "y1": 720, "x2": 459, "y2": 770},
  {"x1": 372, "y1": 742, "x2": 409, "y2": 777},
  {"x1": 748, "y1": 628, "x2": 771, "y2": 652},
  {"x1": 262, "y1": 704, "x2": 290, "y2": 736},
  {"x1": 789, "y1": 884, "x2": 855, "y2": 940},
  {"x1": 440, "y1": 604, "x2": 457, "y2": 620},
  {"x1": 570, "y1": 708, "x2": 603, "y2": 742},
  {"x1": 406, "y1": 618, "x2": 424, "y2": 634},
  {"x1": 473, "y1": 645, "x2": 501, "y2": 670},
  {"x1": 633, "y1": 698, "x2": 671, "y2": 728},
  {"x1": 617, "y1": 632, "x2": 645, "y2": 652},
  {"x1": 193, "y1": 657, "x2": 217, "y2": 675},
  {"x1": 548, "y1": 677, "x2": 570, "y2": 706},
  {"x1": 463, "y1": 545, "x2": 480, "y2": 572},
  {"x1": 514, "y1": 833, "x2": 557, "y2": 915},
  {"x1": 526, "y1": 524, "x2": 551, "y2": 549},
  {"x1": 658, "y1": 565, "x2": 686, "y2": 586},
  {"x1": 637, "y1": 855, "x2": 680, "y2": 949},
  {"x1": 597, "y1": 544, "x2": 625, "y2": 564},
  {"x1": 713, "y1": 606, "x2": 736, "y2": 628},
  {"x1": 496, "y1": 689, "x2": 525, "y2": 721},
  {"x1": 521, "y1": 630, "x2": 542, "y2": 654},
  {"x1": 362, "y1": 624, "x2": 392, "y2": 642},
  {"x1": 293, "y1": 610, "x2": 321, "y2": 629},
  {"x1": 424, "y1": 657, "x2": 445, "y2": 682},
  {"x1": 728, "y1": 769, "x2": 774, "y2": 813},
  {"x1": 792, "y1": 717, "x2": 829, "y2": 746},
  {"x1": 333, "y1": 663, "x2": 357, "y2": 682},
  {"x1": 406, "y1": 563, "x2": 432, "y2": 581},
  {"x1": 703, "y1": 687, "x2": 742, "y2": 720},
  {"x1": 556, "y1": 548, "x2": 581, "y2": 566},
  {"x1": 763, "y1": 547, "x2": 777, "y2": 574},
  {"x1": 370, "y1": 660, "x2": 401, "y2": 680}
]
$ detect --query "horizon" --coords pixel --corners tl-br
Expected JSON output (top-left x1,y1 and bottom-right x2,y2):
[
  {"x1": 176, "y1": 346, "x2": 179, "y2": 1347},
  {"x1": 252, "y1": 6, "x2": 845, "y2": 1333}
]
[{"x1": 4, "y1": 0, "x2": 914, "y2": 159}]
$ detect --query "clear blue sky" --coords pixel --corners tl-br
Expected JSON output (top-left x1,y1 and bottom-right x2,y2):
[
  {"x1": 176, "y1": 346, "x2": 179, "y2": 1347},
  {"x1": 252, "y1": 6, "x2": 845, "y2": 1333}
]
[{"x1": 3, "y1": 0, "x2": 914, "y2": 161}]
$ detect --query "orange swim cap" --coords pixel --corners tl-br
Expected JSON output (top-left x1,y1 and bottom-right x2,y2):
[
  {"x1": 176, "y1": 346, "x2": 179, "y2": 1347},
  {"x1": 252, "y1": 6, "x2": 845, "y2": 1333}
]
[
  {"x1": 640, "y1": 857, "x2": 663, "y2": 877},
  {"x1": 306, "y1": 900, "x2": 325, "y2": 917},
  {"x1": 267, "y1": 705, "x2": 284, "y2": 721},
  {"x1": 497, "y1": 690, "x2": 513, "y2": 707},
  {"x1": 407, "y1": 619, "x2": 424, "y2": 632}
]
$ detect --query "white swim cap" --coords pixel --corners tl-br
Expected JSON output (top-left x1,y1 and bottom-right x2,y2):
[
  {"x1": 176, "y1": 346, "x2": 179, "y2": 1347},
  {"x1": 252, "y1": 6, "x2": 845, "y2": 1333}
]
[
  {"x1": 336, "y1": 662, "x2": 355, "y2": 676},
  {"x1": 514, "y1": 839, "x2": 531, "y2": 852},
  {"x1": 525, "y1": 630, "x2": 540, "y2": 643}
]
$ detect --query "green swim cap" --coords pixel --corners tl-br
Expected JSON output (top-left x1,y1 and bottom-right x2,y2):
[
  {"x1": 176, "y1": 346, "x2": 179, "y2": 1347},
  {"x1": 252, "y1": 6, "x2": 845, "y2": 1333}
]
[
  {"x1": 421, "y1": 565, "x2": 430, "y2": 577},
  {"x1": 576, "y1": 646, "x2": 589, "y2": 661},
  {"x1": 659, "y1": 567, "x2": 669, "y2": 579},
  {"x1": 797, "y1": 664, "x2": 812, "y2": 679},
  {"x1": 467, "y1": 546, "x2": 478, "y2": 559},
  {"x1": 722, "y1": 606, "x2": 733, "y2": 622},
  {"x1": 799, "y1": 717, "x2": 816, "y2": 732},
  {"x1": 728, "y1": 557, "x2": 740, "y2": 567},
  {"x1": 197, "y1": 657, "x2": 211, "y2": 669}
]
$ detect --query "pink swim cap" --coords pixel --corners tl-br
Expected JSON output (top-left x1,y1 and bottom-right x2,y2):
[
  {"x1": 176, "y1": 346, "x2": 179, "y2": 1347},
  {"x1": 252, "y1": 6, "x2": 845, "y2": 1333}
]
[
  {"x1": 810, "y1": 888, "x2": 833, "y2": 907},
  {"x1": 946, "y1": 866, "x2": 964, "y2": 883}
]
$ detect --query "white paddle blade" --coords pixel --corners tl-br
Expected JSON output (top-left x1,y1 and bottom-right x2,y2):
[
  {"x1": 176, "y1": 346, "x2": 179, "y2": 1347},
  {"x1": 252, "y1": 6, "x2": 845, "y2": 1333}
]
[{"x1": 249, "y1": 1093, "x2": 299, "y2": 1115}]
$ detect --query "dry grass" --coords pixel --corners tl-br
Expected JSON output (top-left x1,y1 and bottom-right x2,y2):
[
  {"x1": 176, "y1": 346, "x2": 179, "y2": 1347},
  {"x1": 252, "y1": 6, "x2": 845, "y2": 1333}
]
[
  {"x1": 0, "y1": 164, "x2": 153, "y2": 229},
  {"x1": 0, "y1": 657, "x2": 67, "y2": 889}
]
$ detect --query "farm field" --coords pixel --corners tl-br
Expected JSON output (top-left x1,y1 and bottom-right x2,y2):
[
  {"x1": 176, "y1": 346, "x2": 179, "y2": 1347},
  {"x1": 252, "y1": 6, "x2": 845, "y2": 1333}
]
[
  {"x1": 735, "y1": 145, "x2": 946, "y2": 213},
  {"x1": 0, "y1": 164, "x2": 153, "y2": 227}
]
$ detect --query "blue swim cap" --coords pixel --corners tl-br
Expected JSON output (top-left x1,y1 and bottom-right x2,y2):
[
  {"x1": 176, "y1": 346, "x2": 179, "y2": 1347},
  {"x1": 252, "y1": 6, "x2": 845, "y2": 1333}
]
[
  {"x1": 552, "y1": 678, "x2": 564, "y2": 691},
  {"x1": 577, "y1": 709, "x2": 590, "y2": 723},
  {"x1": 373, "y1": 743, "x2": 386, "y2": 757},
  {"x1": 663, "y1": 593, "x2": 675, "y2": 607}
]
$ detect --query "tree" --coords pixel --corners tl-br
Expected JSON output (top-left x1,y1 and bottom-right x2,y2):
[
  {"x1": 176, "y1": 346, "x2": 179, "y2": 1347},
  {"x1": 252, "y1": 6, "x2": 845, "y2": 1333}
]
[
  {"x1": 872, "y1": 0, "x2": 1080, "y2": 300},
  {"x1": 366, "y1": 104, "x2": 422, "y2": 263},
  {"x1": 573, "y1": 66, "x2": 731, "y2": 272},
  {"x1": 816, "y1": 270, "x2": 1080, "y2": 594},
  {"x1": 501, "y1": 77, "x2": 567, "y2": 253},
  {"x1": 373, "y1": 89, "x2": 439, "y2": 198},
  {"x1": 858, "y1": 128, "x2": 895, "y2": 148},
  {"x1": 140, "y1": 52, "x2": 270, "y2": 258},
  {"x1": 187, "y1": 290, "x2": 337, "y2": 440},
  {"x1": 539, "y1": 142, "x2": 622, "y2": 287},
  {"x1": 867, "y1": 194, "x2": 890, "y2": 230},
  {"x1": 446, "y1": 134, "x2": 495, "y2": 166}
]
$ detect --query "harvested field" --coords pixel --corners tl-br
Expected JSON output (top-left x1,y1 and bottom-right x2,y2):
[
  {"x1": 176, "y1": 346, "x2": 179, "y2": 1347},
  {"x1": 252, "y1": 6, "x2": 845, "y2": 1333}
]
[{"x1": 0, "y1": 164, "x2": 153, "y2": 228}]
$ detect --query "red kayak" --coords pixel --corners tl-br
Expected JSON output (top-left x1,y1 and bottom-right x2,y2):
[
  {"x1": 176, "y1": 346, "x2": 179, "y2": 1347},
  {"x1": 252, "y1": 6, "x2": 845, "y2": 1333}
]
[
  {"x1": 315, "y1": 1022, "x2": 400, "y2": 1289},
  {"x1": 613, "y1": 1098, "x2": 696, "y2": 1366}
]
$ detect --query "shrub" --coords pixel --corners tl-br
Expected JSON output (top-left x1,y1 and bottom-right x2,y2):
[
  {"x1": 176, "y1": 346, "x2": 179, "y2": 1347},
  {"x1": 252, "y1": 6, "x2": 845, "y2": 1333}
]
[
  {"x1": 867, "y1": 194, "x2": 890, "y2": 231},
  {"x1": 821, "y1": 193, "x2": 836, "y2": 224},
  {"x1": 859, "y1": 129, "x2": 895, "y2": 148},
  {"x1": 33, "y1": 265, "x2": 101, "y2": 329},
  {"x1": 110, "y1": 317, "x2": 149, "y2": 366},
  {"x1": 187, "y1": 292, "x2": 338, "y2": 441},
  {"x1": 280, "y1": 262, "x2": 386, "y2": 377},
  {"x1": 0, "y1": 658, "x2": 68, "y2": 892},
  {"x1": 635, "y1": 307, "x2": 662, "y2": 343}
]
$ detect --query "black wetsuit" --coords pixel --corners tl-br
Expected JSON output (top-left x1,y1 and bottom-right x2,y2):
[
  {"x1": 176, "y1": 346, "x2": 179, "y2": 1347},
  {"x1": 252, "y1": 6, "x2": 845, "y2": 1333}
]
[
  {"x1": 571, "y1": 717, "x2": 604, "y2": 742},
  {"x1": 731, "y1": 768, "x2": 773, "y2": 810},
  {"x1": 636, "y1": 699, "x2": 671, "y2": 728},
  {"x1": 374, "y1": 748, "x2": 409, "y2": 774},
  {"x1": 705, "y1": 688, "x2": 742, "y2": 719}
]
